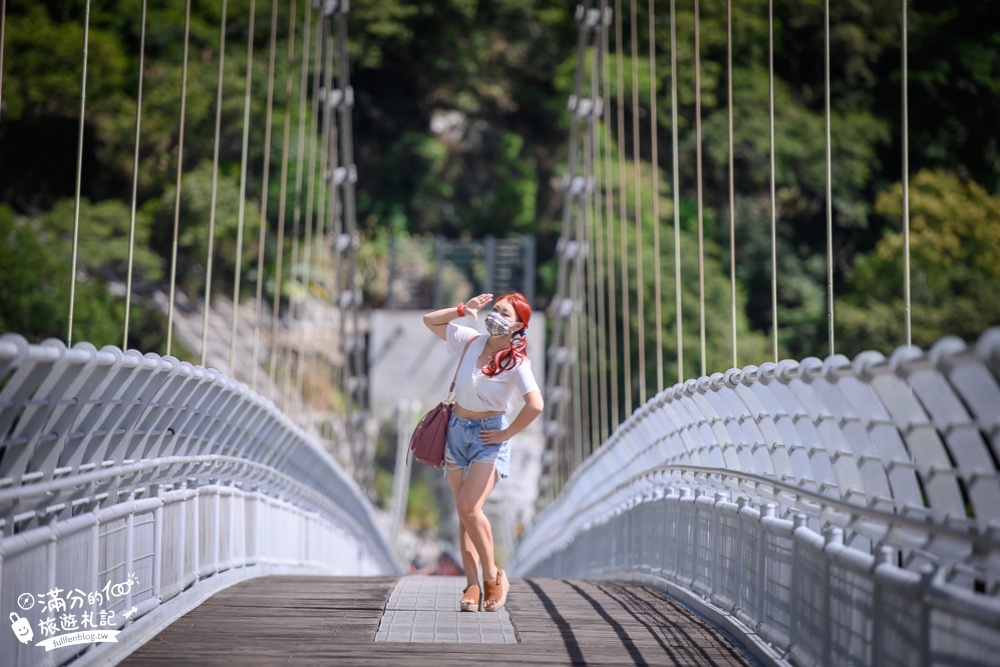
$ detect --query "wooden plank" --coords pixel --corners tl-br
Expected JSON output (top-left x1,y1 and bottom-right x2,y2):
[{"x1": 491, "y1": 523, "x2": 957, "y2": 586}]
[{"x1": 121, "y1": 576, "x2": 756, "y2": 666}]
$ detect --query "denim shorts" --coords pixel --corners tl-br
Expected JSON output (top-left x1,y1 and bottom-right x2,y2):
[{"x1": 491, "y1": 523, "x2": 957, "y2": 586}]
[{"x1": 444, "y1": 413, "x2": 511, "y2": 479}]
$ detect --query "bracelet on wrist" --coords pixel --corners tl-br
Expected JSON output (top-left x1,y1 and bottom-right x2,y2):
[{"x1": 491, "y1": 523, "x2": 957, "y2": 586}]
[{"x1": 456, "y1": 302, "x2": 465, "y2": 317}]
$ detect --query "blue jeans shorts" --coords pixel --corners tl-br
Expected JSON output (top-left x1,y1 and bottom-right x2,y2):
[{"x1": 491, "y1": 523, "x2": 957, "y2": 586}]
[{"x1": 444, "y1": 413, "x2": 511, "y2": 479}]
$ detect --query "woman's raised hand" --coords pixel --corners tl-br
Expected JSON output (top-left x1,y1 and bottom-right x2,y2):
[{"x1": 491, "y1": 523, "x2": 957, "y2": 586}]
[{"x1": 463, "y1": 293, "x2": 494, "y2": 320}]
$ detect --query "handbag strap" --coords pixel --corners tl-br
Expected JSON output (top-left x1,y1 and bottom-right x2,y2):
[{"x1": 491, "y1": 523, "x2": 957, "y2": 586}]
[{"x1": 449, "y1": 336, "x2": 480, "y2": 395}]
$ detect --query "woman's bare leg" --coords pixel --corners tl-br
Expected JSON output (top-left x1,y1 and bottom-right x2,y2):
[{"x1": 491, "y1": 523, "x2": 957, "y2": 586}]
[
  {"x1": 447, "y1": 469, "x2": 481, "y2": 587},
  {"x1": 447, "y1": 462, "x2": 500, "y2": 581}
]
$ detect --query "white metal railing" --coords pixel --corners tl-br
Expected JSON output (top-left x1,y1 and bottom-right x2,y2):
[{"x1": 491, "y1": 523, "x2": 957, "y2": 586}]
[
  {"x1": 0, "y1": 334, "x2": 398, "y2": 667},
  {"x1": 513, "y1": 329, "x2": 1000, "y2": 666}
]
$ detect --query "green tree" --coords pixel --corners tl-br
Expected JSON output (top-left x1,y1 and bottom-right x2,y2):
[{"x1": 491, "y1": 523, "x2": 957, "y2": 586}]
[{"x1": 837, "y1": 169, "x2": 1000, "y2": 354}]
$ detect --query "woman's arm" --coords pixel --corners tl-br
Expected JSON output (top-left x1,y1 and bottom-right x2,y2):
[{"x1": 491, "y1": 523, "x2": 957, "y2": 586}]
[
  {"x1": 422, "y1": 293, "x2": 494, "y2": 340},
  {"x1": 479, "y1": 390, "x2": 544, "y2": 444}
]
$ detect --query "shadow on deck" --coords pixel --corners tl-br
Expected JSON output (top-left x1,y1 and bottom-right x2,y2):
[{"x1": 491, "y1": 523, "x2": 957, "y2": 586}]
[{"x1": 120, "y1": 576, "x2": 758, "y2": 666}]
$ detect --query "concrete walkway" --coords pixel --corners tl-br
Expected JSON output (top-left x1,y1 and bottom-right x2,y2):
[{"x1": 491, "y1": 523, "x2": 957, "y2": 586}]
[{"x1": 375, "y1": 576, "x2": 517, "y2": 643}]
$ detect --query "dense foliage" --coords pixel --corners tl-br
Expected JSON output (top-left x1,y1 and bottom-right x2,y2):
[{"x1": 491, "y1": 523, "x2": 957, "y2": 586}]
[{"x1": 1, "y1": 0, "x2": 998, "y2": 394}]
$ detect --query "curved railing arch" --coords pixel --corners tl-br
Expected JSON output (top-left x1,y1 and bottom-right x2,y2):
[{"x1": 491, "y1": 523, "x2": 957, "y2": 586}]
[
  {"x1": 0, "y1": 334, "x2": 398, "y2": 667},
  {"x1": 513, "y1": 330, "x2": 1000, "y2": 666}
]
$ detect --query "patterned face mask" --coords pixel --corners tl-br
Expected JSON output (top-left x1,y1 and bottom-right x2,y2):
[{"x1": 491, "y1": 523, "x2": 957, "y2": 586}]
[{"x1": 485, "y1": 311, "x2": 516, "y2": 337}]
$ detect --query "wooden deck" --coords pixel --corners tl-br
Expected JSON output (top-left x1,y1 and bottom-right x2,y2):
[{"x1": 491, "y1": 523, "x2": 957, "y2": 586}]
[{"x1": 121, "y1": 576, "x2": 757, "y2": 666}]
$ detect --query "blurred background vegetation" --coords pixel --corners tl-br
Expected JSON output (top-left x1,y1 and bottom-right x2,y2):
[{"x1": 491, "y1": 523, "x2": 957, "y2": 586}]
[{"x1": 1, "y1": 0, "x2": 999, "y2": 387}]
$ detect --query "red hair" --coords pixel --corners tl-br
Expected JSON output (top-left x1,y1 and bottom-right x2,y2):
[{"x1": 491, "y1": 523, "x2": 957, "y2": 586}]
[{"x1": 482, "y1": 292, "x2": 531, "y2": 378}]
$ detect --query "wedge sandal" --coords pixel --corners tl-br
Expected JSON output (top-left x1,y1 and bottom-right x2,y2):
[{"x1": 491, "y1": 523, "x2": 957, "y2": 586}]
[
  {"x1": 460, "y1": 584, "x2": 482, "y2": 612},
  {"x1": 482, "y1": 569, "x2": 510, "y2": 612}
]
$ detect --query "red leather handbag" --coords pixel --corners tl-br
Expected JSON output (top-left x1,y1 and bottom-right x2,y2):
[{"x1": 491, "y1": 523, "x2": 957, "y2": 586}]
[{"x1": 409, "y1": 337, "x2": 477, "y2": 467}]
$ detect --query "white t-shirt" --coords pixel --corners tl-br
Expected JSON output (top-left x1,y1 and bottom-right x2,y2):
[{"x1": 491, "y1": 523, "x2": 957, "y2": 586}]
[{"x1": 446, "y1": 323, "x2": 540, "y2": 413}]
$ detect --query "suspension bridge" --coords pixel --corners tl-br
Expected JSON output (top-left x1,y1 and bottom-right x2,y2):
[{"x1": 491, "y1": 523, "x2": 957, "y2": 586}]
[{"x1": 2, "y1": 1, "x2": 999, "y2": 666}]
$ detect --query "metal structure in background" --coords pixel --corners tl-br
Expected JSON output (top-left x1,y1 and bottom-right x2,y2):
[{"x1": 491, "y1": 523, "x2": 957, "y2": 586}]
[
  {"x1": 318, "y1": 0, "x2": 371, "y2": 493},
  {"x1": 514, "y1": 329, "x2": 1000, "y2": 665},
  {"x1": 544, "y1": 3, "x2": 609, "y2": 500},
  {"x1": 383, "y1": 234, "x2": 536, "y2": 310},
  {"x1": 0, "y1": 334, "x2": 397, "y2": 667}
]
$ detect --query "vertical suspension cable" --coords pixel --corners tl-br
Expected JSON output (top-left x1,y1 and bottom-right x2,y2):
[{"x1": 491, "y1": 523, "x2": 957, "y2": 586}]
[
  {"x1": 285, "y1": 3, "x2": 312, "y2": 411},
  {"x1": 615, "y1": 0, "x2": 633, "y2": 416},
  {"x1": 0, "y1": 0, "x2": 7, "y2": 128},
  {"x1": 166, "y1": 0, "x2": 193, "y2": 357},
  {"x1": 824, "y1": 0, "x2": 835, "y2": 356},
  {"x1": 67, "y1": 0, "x2": 92, "y2": 347},
  {"x1": 202, "y1": 0, "x2": 230, "y2": 366},
  {"x1": 339, "y1": 16, "x2": 357, "y2": 445},
  {"x1": 547, "y1": 6, "x2": 595, "y2": 490},
  {"x1": 583, "y1": 30, "x2": 600, "y2": 454},
  {"x1": 593, "y1": 7, "x2": 610, "y2": 444},
  {"x1": 630, "y1": 0, "x2": 646, "y2": 405},
  {"x1": 570, "y1": 165, "x2": 587, "y2": 467},
  {"x1": 251, "y1": 0, "x2": 281, "y2": 390},
  {"x1": 230, "y1": 0, "x2": 258, "y2": 375},
  {"x1": 568, "y1": 12, "x2": 590, "y2": 465},
  {"x1": 313, "y1": 13, "x2": 334, "y2": 417},
  {"x1": 670, "y1": 0, "x2": 683, "y2": 382},
  {"x1": 286, "y1": 3, "x2": 313, "y2": 412},
  {"x1": 123, "y1": 0, "x2": 148, "y2": 350},
  {"x1": 726, "y1": 0, "x2": 737, "y2": 369},
  {"x1": 694, "y1": 0, "x2": 706, "y2": 377},
  {"x1": 295, "y1": 11, "x2": 324, "y2": 409},
  {"x1": 901, "y1": 0, "x2": 911, "y2": 348},
  {"x1": 768, "y1": 0, "x2": 778, "y2": 362},
  {"x1": 314, "y1": 11, "x2": 333, "y2": 255},
  {"x1": 334, "y1": 4, "x2": 364, "y2": 463},
  {"x1": 648, "y1": 0, "x2": 663, "y2": 390},
  {"x1": 321, "y1": 12, "x2": 339, "y2": 426},
  {"x1": 602, "y1": 1, "x2": 620, "y2": 430},
  {"x1": 269, "y1": 0, "x2": 299, "y2": 395}
]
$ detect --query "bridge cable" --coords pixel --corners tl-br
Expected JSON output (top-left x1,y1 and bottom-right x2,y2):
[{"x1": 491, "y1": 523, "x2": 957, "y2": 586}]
[
  {"x1": 166, "y1": 0, "x2": 193, "y2": 358},
  {"x1": 330, "y1": 8, "x2": 354, "y2": 434},
  {"x1": 901, "y1": 0, "x2": 911, "y2": 348},
  {"x1": 0, "y1": 0, "x2": 7, "y2": 127},
  {"x1": 230, "y1": 0, "x2": 258, "y2": 375},
  {"x1": 592, "y1": 6, "x2": 610, "y2": 444},
  {"x1": 670, "y1": 0, "x2": 683, "y2": 382},
  {"x1": 768, "y1": 0, "x2": 778, "y2": 363},
  {"x1": 614, "y1": 0, "x2": 633, "y2": 416},
  {"x1": 571, "y1": 113, "x2": 586, "y2": 466},
  {"x1": 545, "y1": 4, "x2": 590, "y2": 492},
  {"x1": 67, "y1": 0, "x2": 92, "y2": 347},
  {"x1": 325, "y1": 11, "x2": 345, "y2": 422},
  {"x1": 329, "y1": 7, "x2": 358, "y2": 444},
  {"x1": 585, "y1": 30, "x2": 601, "y2": 454},
  {"x1": 251, "y1": 0, "x2": 281, "y2": 391},
  {"x1": 694, "y1": 0, "x2": 707, "y2": 377},
  {"x1": 294, "y1": 9, "x2": 324, "y2": 412},
  {"x1": 648, "y1": 0, "x2": 664, "y2": 391},
  {"x1": 568, "y1": 6, "x2": 588, "y2": 467},
  {"x1": 269, "y1": 0, "x2": 300, "y2": 400},
  {"x1": 601, "y1": 0, "x2": 621, "y2": 431},
  {"x1": 202, "y1": 0, "x2": 230, "y2": 366},
  {"x1": 333, "y1": 2, "x2": 367, "y2": 469},
  {"x1": 123, "y1": 0, "x2": 148, "y2": 350},
  {"x1": 824, "y1": 0, "x2": 835, "y2": 356},
  {"x1": 726, "y1": 0, "x2": 737, "y2": 369},
  {"x1": 311, "y1": 11, "x2": 333, "y2": 416},
  {"x1": 630, "y1": 0, "x2": 646, "y2": 405},
  {"x1": 286, "y1": 3, "x2": 314, "y2": 412}
]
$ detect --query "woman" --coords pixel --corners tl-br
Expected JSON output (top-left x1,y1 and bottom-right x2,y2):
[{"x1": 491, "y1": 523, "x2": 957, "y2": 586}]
[{"x1": 422, "y1": 292, "x2": 544, "y2": 613}]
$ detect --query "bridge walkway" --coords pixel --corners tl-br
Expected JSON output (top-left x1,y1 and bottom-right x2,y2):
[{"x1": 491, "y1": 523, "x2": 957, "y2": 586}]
[{"x1": 119, "y1": 576, "x2": 757, "y2": 666}]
